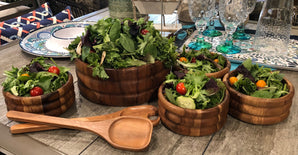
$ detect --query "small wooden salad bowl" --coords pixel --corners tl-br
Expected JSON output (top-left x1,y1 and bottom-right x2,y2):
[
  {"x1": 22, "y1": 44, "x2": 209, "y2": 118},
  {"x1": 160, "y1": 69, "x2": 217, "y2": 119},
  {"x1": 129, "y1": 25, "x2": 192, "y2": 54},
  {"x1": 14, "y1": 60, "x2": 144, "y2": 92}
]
[
  {"x1": 75, "y1": 59, "x2": 169, "y2": 106},
  {"x1": 3, "y1": 72, "x2": 75, "y2": 116},
  {"x1": 175, "y1": 49, "x2": 231, "y2": 79},
  {"x1": 157, "y1": 84, "x2": 230, "y2": 136},
  {"x1": 223, "y1": 70, "x2": 295, "y2": 125}
]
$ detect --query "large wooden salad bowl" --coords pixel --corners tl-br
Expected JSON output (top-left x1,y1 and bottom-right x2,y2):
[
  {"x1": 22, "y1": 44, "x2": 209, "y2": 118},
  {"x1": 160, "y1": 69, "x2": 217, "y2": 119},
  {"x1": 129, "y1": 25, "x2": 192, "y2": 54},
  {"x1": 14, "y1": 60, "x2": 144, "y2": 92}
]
[
  {"x1": 75, "y1": 59, "x2": 170, "y2": 106},
  {"x1": 158, "y1": 84, "x2": 230, "y2": 136},
  {"x1": 223, "y1": 70, "x2": 295, "y2": 125},
  {"x1": 3, "y1": 73, "x2": 75, "y2": 116}
]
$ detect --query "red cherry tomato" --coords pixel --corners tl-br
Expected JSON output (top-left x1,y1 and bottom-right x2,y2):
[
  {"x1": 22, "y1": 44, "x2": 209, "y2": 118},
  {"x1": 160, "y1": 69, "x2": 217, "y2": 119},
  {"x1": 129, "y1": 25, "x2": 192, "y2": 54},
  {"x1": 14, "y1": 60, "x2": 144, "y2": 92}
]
[
  {"x1": 30, "y1": 86, "x2": 44, "y2": 96},
  {"x1": 176, "y1": 82, "x2": 187, "y2": 95},
  {"x1": 141, "y1": 29, "x2": 149, "y2": 35},
  {"x1": 48, "y1": 66, "x2": 60, "y2": 75}
]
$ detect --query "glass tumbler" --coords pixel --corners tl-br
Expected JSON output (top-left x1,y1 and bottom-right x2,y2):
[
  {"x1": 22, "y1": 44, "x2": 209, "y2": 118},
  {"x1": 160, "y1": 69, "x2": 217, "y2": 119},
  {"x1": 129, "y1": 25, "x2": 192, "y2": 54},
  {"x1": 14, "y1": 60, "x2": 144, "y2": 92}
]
[{"x1": 253, "y1": 0, "x2": 293, "y2": 56}]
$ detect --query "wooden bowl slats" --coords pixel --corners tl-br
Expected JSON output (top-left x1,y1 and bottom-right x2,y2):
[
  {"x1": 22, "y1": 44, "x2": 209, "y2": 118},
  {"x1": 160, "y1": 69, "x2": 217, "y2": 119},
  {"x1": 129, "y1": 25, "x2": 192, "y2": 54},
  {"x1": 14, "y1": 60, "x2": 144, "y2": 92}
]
[
  {"x1": 3, "y1": 73, "x2": 75, "y2": 116},
  {"x1": 159, "y1": 107, "x2": 227, "y2": 136},
  {"x1": 75, "y1": 59, "x2": 169, "y2": 106},
  {"x1": 159, "y1": 104, "x2": 219, "y2": 128},
  {"x1": 157, "y1": 84, "x2": 230, "y2": 136},
  {"x1": 229, "y1": 107, "x2": 290, "y2": 125},
  {"x1": 230, "y1": 99, "x2": 293, "y2": 117},
  {"x1": 75, "y1": 59, "x2": 167, "y2": 81},
  {"x1": 76, "y1": 69, "x2": 169, "y2": 94},
  {"x1": 78, "y1": 80, "x2": 155, "y2": 106},
  {"x1": 5, "y1": 90, "x2": 75, "y2": 115},
  {"x1": 223, "y1": 70, "x2": 295, "y2": 125},
  {"x1": 44, "y1": 94, "x2": 75, "y2": 116}
]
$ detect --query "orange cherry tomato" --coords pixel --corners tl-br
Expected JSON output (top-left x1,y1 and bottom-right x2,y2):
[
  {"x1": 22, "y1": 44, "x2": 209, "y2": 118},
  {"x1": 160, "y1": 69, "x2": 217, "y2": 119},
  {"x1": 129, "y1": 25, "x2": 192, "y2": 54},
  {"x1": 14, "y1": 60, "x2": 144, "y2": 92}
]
[
  {"x1": 214, "y1": 59, "x2": 219, "y2": 63},
  {"x1": 256, "y1": 80, "x2": 266, "y2": 88},
  {"x1": 229, "y1": 76, "x2": 238, "y2": 85},
  {"x1": 21, "y1": 73, "x2": 29, "y2": 77},
  {"x1": 179, "y1": 57, "x2": 187, "y2": 62}
]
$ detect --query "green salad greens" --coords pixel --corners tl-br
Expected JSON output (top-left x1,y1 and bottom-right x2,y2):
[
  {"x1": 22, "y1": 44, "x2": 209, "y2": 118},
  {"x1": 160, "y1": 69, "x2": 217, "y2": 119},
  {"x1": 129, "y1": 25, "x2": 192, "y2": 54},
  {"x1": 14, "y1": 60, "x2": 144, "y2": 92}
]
[
  {"x1": 2, "y1": 57, "x2": 69, "y2": 97},
  {"x1": 163, "y1": 71, "x2": 226, "y2": 110},
  {"x1": 67, "y1": 18, "x2": 178, "y2": 79},
  {"x1": 230, "y1": 59, "x2": 289, "y2": 98},
  {"x1": 176, "y1": 48, "x2": 227, "y2": 73}
]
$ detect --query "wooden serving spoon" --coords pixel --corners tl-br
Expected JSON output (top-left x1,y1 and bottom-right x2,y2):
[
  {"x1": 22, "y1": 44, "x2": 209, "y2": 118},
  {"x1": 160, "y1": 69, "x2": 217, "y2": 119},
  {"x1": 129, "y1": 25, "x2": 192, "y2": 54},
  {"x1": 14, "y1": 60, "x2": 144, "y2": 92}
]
[
  {"x1": 7, "y1": 111, "x2": 153, "y2": 151},
  {"x1": 10, "y1": 105, "x2": 160, "y2": 134}
]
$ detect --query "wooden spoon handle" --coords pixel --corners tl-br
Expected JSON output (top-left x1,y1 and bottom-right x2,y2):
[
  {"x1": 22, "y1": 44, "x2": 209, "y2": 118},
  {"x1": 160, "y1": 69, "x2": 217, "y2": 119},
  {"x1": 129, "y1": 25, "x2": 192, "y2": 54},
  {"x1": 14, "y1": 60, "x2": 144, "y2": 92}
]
[
  {"x1": 6, "y1": 111, "x2": 101, "y2": 133},
  {"x1": 9, "y1": 105, "x2": 160, "y2": 134},
  {"x1": 9, "y1": 109, "x2": 123, "y2": 134}
]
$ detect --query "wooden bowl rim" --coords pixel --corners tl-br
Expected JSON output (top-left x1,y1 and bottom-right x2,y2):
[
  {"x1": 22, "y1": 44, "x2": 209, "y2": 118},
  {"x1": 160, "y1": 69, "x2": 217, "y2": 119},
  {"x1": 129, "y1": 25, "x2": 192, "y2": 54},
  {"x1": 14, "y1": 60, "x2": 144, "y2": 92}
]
[
  {"x1": 158, "y1": 83, "x2": 230, "y2": 116},
  {"x1": 3, "y1": 72, "x2": 73, "y2": 101},
  {"x1": 223, "y1": 70, "x2": 295, "y2": 104},
  {"x1": 75, "y1": 58, "x2": 164, "y2": 72}
]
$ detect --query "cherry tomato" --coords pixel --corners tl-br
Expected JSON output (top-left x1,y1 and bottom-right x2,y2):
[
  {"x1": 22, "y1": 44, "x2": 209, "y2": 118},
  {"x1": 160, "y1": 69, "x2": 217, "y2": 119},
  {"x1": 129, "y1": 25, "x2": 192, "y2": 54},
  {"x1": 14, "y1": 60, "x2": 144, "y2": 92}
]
[
  {"x1": 191, "y1": 57, "x2": 196, "y2": 63},
  {"x1": 21, "y1": 73, "x2": 30, "y2": 77},
  {"x1": 179, "y1": 57, "x2": 187, "y2": 62},
  {"x1": 229, "y1": 76, "x2": 238, "y2": 85},
  {"x1": 141, "y1": 29, "x2": 149, "y2": 35},
  {"x1": 176, "y1": 82, "x2": 187, "y2": 95},
  {"x1": 256, "y1": 80, "x2": 266, "y2": 88},
  {"x1": 214, "y1": 59, "x2": 219, "y2": 63},
  {"x1": 48, "y1": 66, "x2": 60, "y2": 75},
  {"x1": 30, "y1": 86, "x2": 44, "y2": 96}
]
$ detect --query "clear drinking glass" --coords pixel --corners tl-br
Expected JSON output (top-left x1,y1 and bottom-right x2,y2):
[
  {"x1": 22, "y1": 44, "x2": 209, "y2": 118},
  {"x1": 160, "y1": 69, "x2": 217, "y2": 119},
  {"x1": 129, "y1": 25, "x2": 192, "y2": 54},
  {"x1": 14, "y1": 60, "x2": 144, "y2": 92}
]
[
  {"x1": 253, "y1": 0, "x2": 293, "y2": 56},
  {"x1": 187, "y1": 0, "x2": 216, "y2": 50},
  {"x1": 216, "y1": 0, "x2": 246, "y2": 54},
  {"x1": 233, "y1": 0, "x2": 257, "y2": 40},
  {"x1": 203, "y1": 1, "x2": 222, "y2": 37}
]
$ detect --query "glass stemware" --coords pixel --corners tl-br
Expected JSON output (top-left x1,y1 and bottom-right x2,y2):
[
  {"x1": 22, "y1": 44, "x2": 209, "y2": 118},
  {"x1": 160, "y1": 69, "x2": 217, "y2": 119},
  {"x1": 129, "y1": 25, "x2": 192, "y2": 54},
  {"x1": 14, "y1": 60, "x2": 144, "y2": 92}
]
[
  {"x1": 232, "y1": 0, "x2": 257, "y2": 40},
  {"x1": 187, "y1": 0, "x2": 216, "y2": 50},
  {"x1": 203, "y1": 1, "x2": 222, "y2": 37},
  {"x1": 216, "y1": 0, "x2": 246, "y2": 54}
]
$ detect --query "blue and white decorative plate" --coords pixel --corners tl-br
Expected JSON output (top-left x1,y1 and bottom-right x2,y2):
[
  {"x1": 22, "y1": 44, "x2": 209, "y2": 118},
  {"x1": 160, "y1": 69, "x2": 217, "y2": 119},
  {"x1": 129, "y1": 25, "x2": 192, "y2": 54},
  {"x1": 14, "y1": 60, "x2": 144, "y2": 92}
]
[{"x1": 20, "y1": 21, "x2": 95, "y2": 58}]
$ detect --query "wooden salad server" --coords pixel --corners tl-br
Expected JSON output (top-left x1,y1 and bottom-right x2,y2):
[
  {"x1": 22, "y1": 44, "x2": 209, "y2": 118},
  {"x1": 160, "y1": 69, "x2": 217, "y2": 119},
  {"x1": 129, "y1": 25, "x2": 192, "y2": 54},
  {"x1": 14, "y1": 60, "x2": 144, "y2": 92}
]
[
  {"x1": 7, "y1": 111, "x2": 153, "y2": 151},
  {"x1": 9, "y1": 105, "x2": 160, "y2": 134}
]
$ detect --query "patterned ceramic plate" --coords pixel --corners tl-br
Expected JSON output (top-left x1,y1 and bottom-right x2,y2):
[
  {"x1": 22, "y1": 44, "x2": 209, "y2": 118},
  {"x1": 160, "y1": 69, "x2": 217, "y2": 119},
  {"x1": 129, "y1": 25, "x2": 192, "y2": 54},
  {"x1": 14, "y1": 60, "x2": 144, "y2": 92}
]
[{"x1": 19, "y1": 21, "x2": 95, "y2": 58}]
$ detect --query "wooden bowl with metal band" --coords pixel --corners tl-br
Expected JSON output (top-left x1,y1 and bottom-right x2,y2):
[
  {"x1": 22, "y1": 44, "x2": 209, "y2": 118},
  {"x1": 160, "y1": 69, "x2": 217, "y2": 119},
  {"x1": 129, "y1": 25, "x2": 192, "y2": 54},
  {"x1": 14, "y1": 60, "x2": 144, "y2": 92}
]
[
  {"x1": 75, "y1": 59, "x2": 170, "y2": 106},
  {"x1": 3, "y1": 72, "x2": 75, "y2": 116},
  {"x1": 157, "y1": 84, "x2": 230, "y2": 136},
  {"x1": 223, "y1": 70, "x2": 295, "y2": 125}
]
